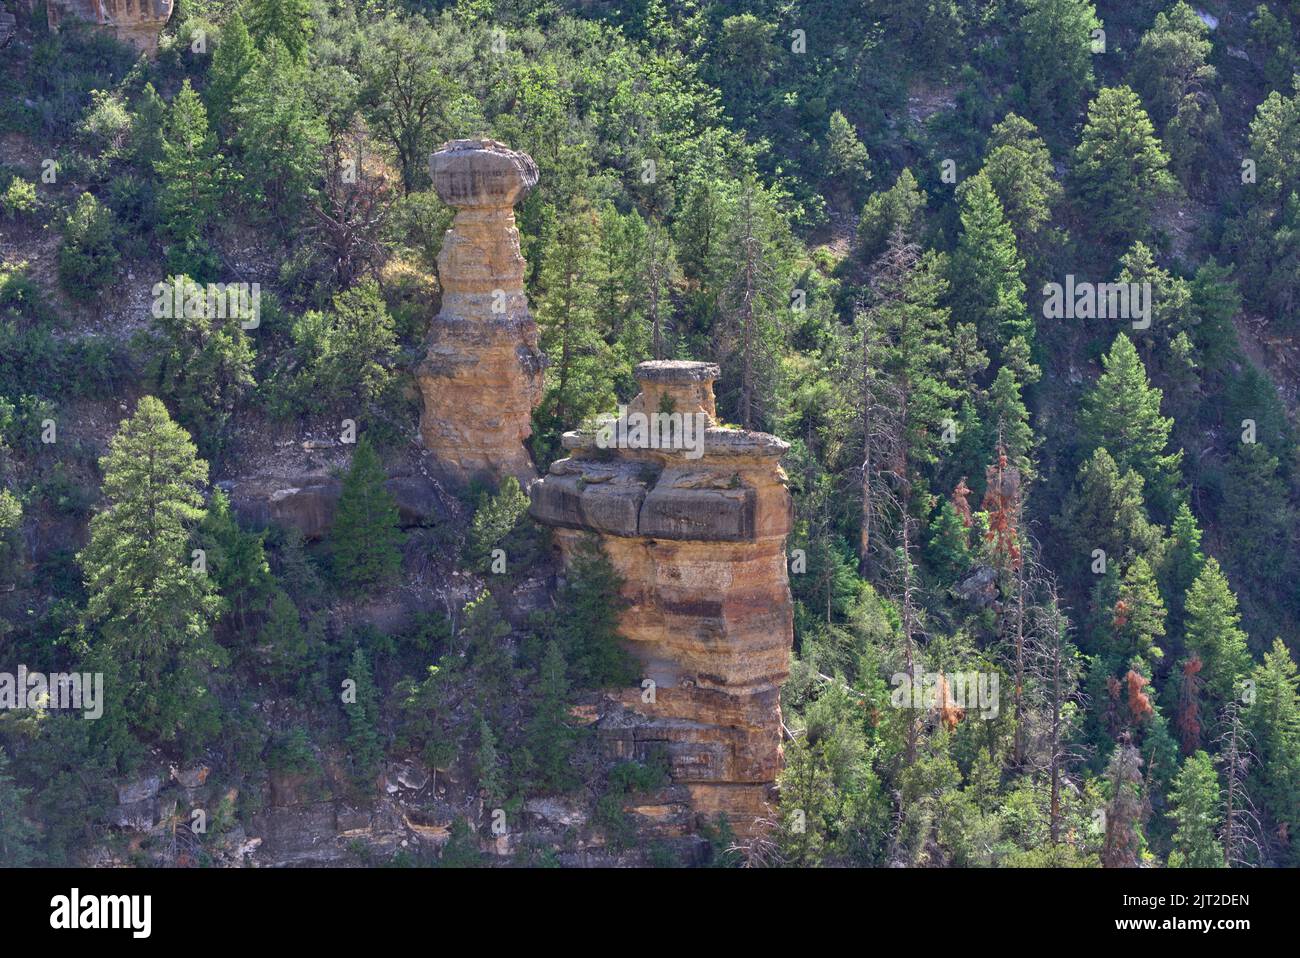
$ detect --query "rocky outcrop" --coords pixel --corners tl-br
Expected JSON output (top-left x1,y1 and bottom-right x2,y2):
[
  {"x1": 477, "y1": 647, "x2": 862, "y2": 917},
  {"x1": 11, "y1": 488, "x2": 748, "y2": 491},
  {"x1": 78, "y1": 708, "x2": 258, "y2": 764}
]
[
  {"x1": 27, "y1": 0, "x2": 173, "y2": 54},
  {"x1": 416, "y1": 139, "x2": 545, "y2": 488},
  {"x1": 223, "y1": 473, "x2": 444, "y2": 541},
  {"x1": 530, "y1": 361, "x2": 794, "y2": 837}
]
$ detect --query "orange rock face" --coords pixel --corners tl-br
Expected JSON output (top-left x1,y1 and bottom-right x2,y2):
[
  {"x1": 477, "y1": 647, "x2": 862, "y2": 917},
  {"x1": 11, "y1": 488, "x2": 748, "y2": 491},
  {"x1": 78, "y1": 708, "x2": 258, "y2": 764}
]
[
  {"x1": 531, "y1": 362, "x2": 794, "y2": 837},
  {"x1": 416, "y1": 140, "x2": 545, "y2": 487},
  {"x1": 35, "y1": 0, "x2": 173, "y2": 54}
]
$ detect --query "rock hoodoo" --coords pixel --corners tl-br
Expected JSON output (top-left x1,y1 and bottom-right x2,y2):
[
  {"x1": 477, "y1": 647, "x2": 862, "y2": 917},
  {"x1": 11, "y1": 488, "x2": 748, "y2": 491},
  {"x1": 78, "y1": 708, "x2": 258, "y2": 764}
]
[
  {"x1": 530, "y1": 361, "x2": 794, "y2": 836},
  {"x1": 416, "y1": 139, "x2": 545, "y2": 488},
  {"x1": 26, "y1": 0, "x2": 173, "y2": 54}
]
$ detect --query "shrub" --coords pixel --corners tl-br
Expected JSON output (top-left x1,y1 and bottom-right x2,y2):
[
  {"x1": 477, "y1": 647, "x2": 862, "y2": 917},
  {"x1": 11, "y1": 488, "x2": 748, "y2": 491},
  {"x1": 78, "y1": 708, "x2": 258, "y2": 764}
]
[
  {"x1": 0, "y1": 179, "x2": 37, "y2": 220},
  {"x1": 57, "y1": 192, "x2": 119, "y2": 299}
]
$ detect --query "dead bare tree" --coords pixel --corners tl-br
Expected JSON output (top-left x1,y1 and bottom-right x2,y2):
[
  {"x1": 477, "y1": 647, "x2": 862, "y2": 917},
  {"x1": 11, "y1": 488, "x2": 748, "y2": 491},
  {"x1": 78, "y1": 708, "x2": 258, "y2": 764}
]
[
  {"x1": 848, "y1": 229, "x2": 921, "y2": 571},
  {"x1": 1216, "y1": 701, "x2": 1263, "y2": 867},
  {"x1": 645, "y1": 216, "x2": 673, "y2": 360},
  {"x1": 717, "y1": 176, "x2": 783, "y2": 430},
  {"x1": 1024, "y1": 571, "x2": 1089, "y2": 845},
  {"x1": 310, "y1": 121, "x2": 396, "y2": 289}
]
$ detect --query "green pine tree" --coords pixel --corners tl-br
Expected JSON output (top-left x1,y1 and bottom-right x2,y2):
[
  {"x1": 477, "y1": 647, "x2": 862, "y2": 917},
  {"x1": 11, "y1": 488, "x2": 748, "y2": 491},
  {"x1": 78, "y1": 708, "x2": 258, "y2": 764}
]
[
  {"x1": 825, "y1": 110, "x2": 871, "y2": 194},
  {"x1": 926, "y1": 499, "x2": 972, "y2": 585},
  {"x1": 1057, "y1": 447, "x2": 1162, "y2": 580},
  {"x1": 951, "y1": 172, "x2": 1030, "y2": 355},
  {"x1": 1162, "y1": 502, "x2": 1206, "y2": 634},
  {"x1": 130, "y1": 82, "x2": 168, "y2": 169},
  {"x1": 983, "y1": 366, "x2": 1036, "y2": 478},
  {"x1": 0, "y1": 488, "x2": 22, "y2": 587},
  {"x1": 541, "y1": 537, "x2": 635, "y2": 689},
  {"x1": 1244, "y1": 639, "x2": 1300, "y2": 864},
  {"x1": 460, "y1": 591, "x2": 516, "y2": 722},
  {"x1": 1080, "y1": 334, "x2": 1183, "y2": 517},
  {"x1": 261, "y1": 588, "x2": 312, "y2": 689},
  {"x1": 0, "y1": 748, "x2": 37, "y2": 867},
  {"x1": 230, "y1": 39, "x2": 327, "y2": 225},
  {"x1": 1183, "y1": 559, "x2": 1252, "y2": 717},
  {"x1": 1114, "y1": 555, "x2": 1166, "y2": 665},
  {"x1": 330, "y1": 438, "x2": 403, "y2": 591},
  {"x1": 1220, "y1": 441, "x2": 1292, "y2": 586},
  {"x1": 1167, "y1": 750, "x2": 1225, "y2": 867},
  {"x1": 1072, "y1": 86, "x2": 1176, "y2": 246},
  {"x1": 1019, "y1": 0, "x2": 1100, "y2": 125},
  {"x1": 149, "y1": 275, "x2": 257, "y2": 459},
  {"x1": 857, "y1": 168, "x2": 927, "y2": 263},
  {"x1": 246, "y1": 0, "x2": 313, "y2": 61},
  {"x1": 980, "y1": 112, "x2": 1061, "y2": 249},
  {"x1": 155, "y1": 81, "x2": 236, "y2": 278},
  {"x1": 57, "y1": 193, "x2": 120, "y2": 299},
  {"x1": 205, "y1": 9, "x2": 258, "y2": 132},
  {"x1": 525, "y1": 640, "x2": 578, "y2": 793},
  {"x1": 869, "y1": 238, "x2": 962, "y2": 476},
  {"x1": 344, "y1": 646, "x2": 383, "y2": 786},
  {"x1": 475, "y1": 719, "x2": 506, "y2": 806},
  {"x1": 532, "y1": 200, "x2": 617, "y2": 465},
  {"x1": 1132, "y1": 2, "x2": 1216, "y2": 127},
  {"x1": 77, "y1": 396, "x2": 227, "y2": 742},
  {"x1": 465, "y1": 476, "x2": 539, "y2": 577},
  {"x1": 197, "y1": 487, "x2": 272, "y2": 639}
]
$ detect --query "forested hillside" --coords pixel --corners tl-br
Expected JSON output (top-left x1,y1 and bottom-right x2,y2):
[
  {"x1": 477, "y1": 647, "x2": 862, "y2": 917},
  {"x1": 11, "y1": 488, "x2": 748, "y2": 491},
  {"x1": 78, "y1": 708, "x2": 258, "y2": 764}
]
[{"x1": 1, "y1": 0, "x2": 1299, "y2": 869}]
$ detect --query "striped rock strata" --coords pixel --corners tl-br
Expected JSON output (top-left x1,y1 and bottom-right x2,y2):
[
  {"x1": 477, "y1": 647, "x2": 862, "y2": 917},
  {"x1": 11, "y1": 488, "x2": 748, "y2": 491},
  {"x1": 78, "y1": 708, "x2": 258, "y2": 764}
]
[
  {"x1": 30, "y1": 0, "x2": 173, "y2": 54},
  {"x1": 416, "y1": 139, "x2": 545, "y2": 488},
  {"x1": 530, "y1": 361, "x2": 794, "y2": 837}
]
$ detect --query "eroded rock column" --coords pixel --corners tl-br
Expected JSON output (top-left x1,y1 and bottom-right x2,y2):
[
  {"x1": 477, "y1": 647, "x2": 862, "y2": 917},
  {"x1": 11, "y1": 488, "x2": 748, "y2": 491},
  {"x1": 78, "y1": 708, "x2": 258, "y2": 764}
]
[
  {"x1": 36, "y1": 0, "x2": 174, "y2": 54},
  {"x1": 417, "y1": 139, "x2": 545, "y2": 488},
  {"x1": 530, "y1": 361, "x2": 794, "y2": 836}
]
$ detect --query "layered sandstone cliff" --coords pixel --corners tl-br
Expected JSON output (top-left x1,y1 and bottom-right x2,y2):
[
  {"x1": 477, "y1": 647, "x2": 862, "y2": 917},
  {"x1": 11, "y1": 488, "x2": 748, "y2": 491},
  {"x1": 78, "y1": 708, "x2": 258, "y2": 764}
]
[
  {"x1": 30, "y1": 0, "x2": 173, "y2": 54},
  {"x1": 530, "y1": 361, "x2": 794, "y2": 837},
  {"x1": 416, "y1": 139, "x2": 545, "y2": 488}
]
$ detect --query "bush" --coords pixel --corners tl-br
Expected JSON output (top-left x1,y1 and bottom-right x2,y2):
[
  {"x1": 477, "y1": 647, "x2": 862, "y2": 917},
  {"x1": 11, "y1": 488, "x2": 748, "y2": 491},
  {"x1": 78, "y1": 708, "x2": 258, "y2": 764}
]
[
  {"x1": 0, "y1": 179, "x2": 38, "y2": 220},
  {"x1": 0, "y1": 489, "x2": 22, "y2": 585},
  {"x1": 464, "y1": 476, "x2": 544, "y2": 579},
  {"x1": 57, "y1": 192, "x2": 119, "y2": 299},
  {"x1": 104, "y1": 173, "x2": 158, "y2": 233}
]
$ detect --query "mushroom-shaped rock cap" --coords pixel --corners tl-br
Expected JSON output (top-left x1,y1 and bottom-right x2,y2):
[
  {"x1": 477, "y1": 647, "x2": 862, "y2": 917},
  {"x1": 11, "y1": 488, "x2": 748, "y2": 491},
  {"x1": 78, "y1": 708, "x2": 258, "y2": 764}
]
[
  {"x1": 430, "y1": 139, "x2": 539, "y2": 209},
  {"x1": 634, "y1": 360, "x2": 721, "y2": 385}
]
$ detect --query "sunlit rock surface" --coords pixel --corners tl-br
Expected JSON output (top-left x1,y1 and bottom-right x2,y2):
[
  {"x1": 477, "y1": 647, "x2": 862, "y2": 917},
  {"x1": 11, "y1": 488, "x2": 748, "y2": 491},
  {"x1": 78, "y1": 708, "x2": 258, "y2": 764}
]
[
  {"x1": 531, "y1": 361, "x2": 794, "y2": 837},
  {"x1": 416, "y1": 139, "x2": 545, "y2": 488},
  {"x1": 31, "y1": 0, "x2": 174, "y2": 54}
]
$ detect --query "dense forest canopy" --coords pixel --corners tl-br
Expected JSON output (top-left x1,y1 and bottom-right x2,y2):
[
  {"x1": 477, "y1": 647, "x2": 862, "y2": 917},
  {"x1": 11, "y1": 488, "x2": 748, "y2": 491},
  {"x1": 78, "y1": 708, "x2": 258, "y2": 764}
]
[{"x1": 0, "y1": 0, "x2": 1298, "y2": 870}]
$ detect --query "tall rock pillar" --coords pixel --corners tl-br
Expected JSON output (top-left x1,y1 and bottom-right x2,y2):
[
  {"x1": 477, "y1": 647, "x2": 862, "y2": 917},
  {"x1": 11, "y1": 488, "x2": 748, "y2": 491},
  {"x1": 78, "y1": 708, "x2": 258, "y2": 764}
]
[
  {"x1": 530, "y1": 361, "x2": 794, "y2": 836},
  {"x1": 417, "y1": 139, "x2": 545, "y2": 487}
]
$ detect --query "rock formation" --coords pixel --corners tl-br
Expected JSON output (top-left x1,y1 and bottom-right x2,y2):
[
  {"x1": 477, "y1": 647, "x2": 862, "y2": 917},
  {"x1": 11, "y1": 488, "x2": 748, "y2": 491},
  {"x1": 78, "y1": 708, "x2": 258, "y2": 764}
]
[
  {"x1": 28, "y1": 0, "x2": 173, "y2": 54},
  {"x1": 416, "y1": 139, "x2": 545, "y2": 488},
  {"x1": 530, "y1": 361, "x2": 794, "y2": 837}
]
